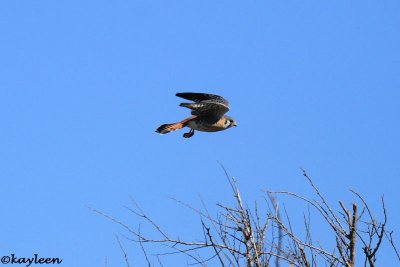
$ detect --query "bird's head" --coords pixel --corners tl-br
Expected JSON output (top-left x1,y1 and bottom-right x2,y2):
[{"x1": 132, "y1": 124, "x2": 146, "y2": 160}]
[{"x1": 224, "y1": 116, "x2": 238, "y2": 129}]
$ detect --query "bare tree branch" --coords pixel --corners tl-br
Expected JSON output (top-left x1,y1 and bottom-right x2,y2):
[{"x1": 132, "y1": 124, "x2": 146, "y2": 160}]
[
  {"x1": 92, "y1": 170, "x2": 398, "y2": 267},
  {"x1": 116, "y1": 235, "x2": 132, "y2": 267}
]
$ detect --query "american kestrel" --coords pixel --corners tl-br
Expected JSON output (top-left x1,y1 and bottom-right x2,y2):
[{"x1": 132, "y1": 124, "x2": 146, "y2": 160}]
[{"x1": 156, "y1": 92, "x2": 237, "y2": 138}]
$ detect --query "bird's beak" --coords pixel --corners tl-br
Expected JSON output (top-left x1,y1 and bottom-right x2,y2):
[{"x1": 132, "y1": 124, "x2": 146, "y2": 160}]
[{"x1": 233, "y1": 122, "x2": 238, "y2": 127}]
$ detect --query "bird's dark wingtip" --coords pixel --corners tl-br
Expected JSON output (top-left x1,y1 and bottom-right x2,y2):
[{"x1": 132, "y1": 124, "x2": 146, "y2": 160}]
[{"x1": 175, "y1": 92, "x2": 188, "y2": 98}]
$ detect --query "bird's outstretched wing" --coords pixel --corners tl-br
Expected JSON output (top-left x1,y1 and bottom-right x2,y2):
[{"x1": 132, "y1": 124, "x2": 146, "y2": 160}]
[
  {"x1": 176, "y1": 92, "x2": 229, "y2": 123},
  {"x1": 176, "y1": 93, "x2": 228, "y2": 104}
]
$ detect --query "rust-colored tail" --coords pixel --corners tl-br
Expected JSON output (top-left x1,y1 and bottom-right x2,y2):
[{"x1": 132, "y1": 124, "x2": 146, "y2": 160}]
[
  {"x1": 156, "y1": 122, "x2": 184, "y2": 134},
  {"x1": 156, "y1": 116, "x2": 196, "y2": 135}
]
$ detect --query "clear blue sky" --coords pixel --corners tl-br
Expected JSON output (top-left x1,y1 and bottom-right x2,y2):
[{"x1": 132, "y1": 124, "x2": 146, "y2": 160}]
[{"x1": 1, "y1": 1, "x2": 399, "y2": 266}]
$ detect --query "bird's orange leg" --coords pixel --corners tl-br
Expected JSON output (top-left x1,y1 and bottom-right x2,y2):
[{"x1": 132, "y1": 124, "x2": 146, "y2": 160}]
[{"x1": 183, "y1": 129, "x2": 195, "y2": 138}]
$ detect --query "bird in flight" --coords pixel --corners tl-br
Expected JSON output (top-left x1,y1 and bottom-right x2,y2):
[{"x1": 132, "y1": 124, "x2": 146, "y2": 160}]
[{"x1": 156, "y1": 92, "x2": 237, "y2": 138}]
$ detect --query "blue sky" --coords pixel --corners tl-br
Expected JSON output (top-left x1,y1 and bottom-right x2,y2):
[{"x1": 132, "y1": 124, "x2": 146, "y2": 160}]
[{"x1": 1, "y1": 1, "x2": 399, "y2": 266}]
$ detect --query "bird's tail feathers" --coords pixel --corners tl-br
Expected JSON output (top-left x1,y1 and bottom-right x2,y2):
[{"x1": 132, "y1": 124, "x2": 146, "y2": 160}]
[
  {"x1": 156, "y1": 116, "x2": 197, "y2": 135},
  {"x1": 156, "y1": 122, "x2": 184, "y2": 134}
]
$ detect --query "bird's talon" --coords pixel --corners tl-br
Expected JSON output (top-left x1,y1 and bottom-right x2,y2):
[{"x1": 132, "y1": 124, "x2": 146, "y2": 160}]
[{"x1": 183, "y1": 130, "x2": 195, "y2": 138}]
